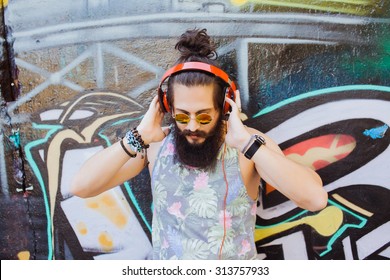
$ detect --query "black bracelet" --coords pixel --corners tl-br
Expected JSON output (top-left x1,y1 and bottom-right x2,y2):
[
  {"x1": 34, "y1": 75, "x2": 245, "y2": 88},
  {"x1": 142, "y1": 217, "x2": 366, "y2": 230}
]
[{"x1": 120, "y1": 138, "x2": 136, "y2": 158}]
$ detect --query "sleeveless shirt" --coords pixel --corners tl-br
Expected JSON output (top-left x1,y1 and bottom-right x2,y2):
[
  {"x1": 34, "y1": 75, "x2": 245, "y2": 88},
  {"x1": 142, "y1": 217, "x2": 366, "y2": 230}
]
[{"x1": 151, "y1": 132, "x2": 257, "y2": 259}]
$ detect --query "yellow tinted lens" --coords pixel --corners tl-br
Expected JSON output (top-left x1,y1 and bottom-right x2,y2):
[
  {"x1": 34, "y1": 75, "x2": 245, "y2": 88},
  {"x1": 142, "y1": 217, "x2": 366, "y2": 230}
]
[
  {"x1": 175, "y1": 113, "x2": 190, "y2": 124},
  {"x1": 196, "y1": 113, "x2": 212, "y2": 124}
]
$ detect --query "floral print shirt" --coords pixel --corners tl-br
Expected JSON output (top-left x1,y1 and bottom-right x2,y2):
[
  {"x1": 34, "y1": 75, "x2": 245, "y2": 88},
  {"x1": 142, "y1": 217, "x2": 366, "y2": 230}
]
[{"x1": 151, "y1": 132, "x2": 257, "y2": 260}]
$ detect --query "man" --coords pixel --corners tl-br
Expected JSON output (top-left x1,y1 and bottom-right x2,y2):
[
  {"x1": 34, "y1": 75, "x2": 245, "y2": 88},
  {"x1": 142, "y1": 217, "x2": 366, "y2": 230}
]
[{"x1": 71, "y1": 28, "x2": 327, "y2": 259}]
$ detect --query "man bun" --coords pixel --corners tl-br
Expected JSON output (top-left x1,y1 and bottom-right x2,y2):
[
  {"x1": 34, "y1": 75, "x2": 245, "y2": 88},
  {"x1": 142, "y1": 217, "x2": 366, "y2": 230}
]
[
  {"x1": 174, "y1": 28, "x2": 218, "y2": 63},
  {"x1": 166, "y1": 28, "x2": 225, "y2": 114}
]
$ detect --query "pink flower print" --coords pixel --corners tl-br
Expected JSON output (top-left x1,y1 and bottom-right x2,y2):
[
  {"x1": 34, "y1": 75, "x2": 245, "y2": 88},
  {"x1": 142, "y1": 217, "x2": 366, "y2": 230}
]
[
  {"x1": 193, "y1": 172, "x2": 209, "y2": 191},
  {"x1": 167, "y1": 202, "x2": 185, "y2": 219},
  {"x1": 251, "y1": 202, "x2": 257, "y2": 216},
  {"x1": 161, "y1": 142, "x2": 175, "y2": 157},
  {"x1": 219, "y1": 210, "x2": 232, "y2": 229},
  {"x1": 238, "y1": 239, "x2": 251, "y2": 256}
]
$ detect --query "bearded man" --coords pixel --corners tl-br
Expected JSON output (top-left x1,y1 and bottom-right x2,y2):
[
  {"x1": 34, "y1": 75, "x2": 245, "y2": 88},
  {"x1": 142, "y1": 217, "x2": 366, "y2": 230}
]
[{"x1": 71, "y1": 28, "x2": 327, "y2": 260}]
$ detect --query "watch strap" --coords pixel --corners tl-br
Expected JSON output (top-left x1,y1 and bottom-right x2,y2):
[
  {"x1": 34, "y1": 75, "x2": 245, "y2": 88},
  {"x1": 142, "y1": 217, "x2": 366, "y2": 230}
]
[{"x1": 244, "y1": 135, "x2": 265, "y2": 159}]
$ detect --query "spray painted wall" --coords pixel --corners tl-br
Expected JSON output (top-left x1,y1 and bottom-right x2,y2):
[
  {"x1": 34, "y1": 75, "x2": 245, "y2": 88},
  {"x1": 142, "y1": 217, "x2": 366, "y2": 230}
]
[{"x1": 0, "y1": 0, "x2": 389, "y2": 260}]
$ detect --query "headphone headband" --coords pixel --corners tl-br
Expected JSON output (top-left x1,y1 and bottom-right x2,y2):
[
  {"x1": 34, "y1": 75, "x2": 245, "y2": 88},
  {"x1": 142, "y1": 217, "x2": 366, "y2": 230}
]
[
  {"x1": 159, "y1": 62, "x2": 237, "y2": 92},
  {"x1": 157, "y1": 61, "x2": 237, "y2": 114}
]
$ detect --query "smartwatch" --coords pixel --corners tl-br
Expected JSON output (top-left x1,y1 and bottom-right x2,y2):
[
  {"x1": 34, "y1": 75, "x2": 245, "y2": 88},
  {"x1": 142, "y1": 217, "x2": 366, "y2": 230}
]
[{"x1": 244, "y1": 134, "x2": 266, "y2": 159}]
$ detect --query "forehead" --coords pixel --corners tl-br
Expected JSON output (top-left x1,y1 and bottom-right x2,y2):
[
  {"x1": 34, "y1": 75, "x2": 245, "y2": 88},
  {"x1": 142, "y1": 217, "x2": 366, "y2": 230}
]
[{"x1": 172, "y1": 84, "x2": 216, "y2": 112}]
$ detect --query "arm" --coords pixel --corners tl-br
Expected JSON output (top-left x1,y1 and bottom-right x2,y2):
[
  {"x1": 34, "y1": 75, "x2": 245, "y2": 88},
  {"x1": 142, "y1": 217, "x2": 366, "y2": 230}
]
[
  {"x1": 246, "y1": 130, "x2": 326, "y2": 211},
  {"x1": 70, "y1": 141, "x2": 148, "y2": 198},
  {"x1": 225, "y1": 96, "x2": 328, "y2": 212},
  {"x1": 70, "y1": 96, "x2": 167, "y2": 198}
]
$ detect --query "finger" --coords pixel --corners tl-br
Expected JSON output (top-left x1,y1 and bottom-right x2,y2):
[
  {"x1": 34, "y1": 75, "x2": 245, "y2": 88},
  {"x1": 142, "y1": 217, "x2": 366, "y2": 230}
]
[
  {"x1": 234, "y1": 90, "x2": 242, "y2": 111},
  {"x1": 151, "y1": 95, "x2": 159, "y2": 108},
  {"x1": 225, "y1": 96, "x2": 247, "y2": 122},
  {"x1": 225, "y1": 97, "x2": 239, "y2": 113},
  {"x1": 149, "y1": 96, "x2": 164, "y2": 115}
]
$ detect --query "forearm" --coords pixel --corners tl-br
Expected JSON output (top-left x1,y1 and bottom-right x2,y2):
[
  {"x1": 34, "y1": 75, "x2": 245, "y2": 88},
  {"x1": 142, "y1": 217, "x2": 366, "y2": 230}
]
[
  {"x1": 252, "y1": 143, "x2": 327, "y2": 211},
  {"x1": 224, "y1": 97, "x2": 327, "y2": 211},
  {"x1": 70, "y1": 140, "x2": 146, "y2": 198}
]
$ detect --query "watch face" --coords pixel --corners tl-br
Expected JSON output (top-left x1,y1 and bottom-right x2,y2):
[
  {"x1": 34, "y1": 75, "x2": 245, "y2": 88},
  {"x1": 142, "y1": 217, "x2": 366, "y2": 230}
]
[{"x1": 255, "y1": 135, "x2": 266, "y2": 145}]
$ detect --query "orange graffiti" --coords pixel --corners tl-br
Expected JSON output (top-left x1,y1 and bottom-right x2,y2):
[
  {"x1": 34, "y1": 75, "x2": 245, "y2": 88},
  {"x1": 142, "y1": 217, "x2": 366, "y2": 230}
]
[
  {"x1": 85, "y1": 193, "x2": 128, "y2": 228},
  {"x1": 17, "y1": 251, "x2": 30, "y2": 260},
  {"x1": 98, "y1": 232, "x2": 114, "y2": 252},
  {"x1": 283, "y1": 134, "x2": 356, "y2": 169},
  {"x1": 266, "y1": 134, "x2": 355, "y2": 194},
  {"x1": 76, "y1": 222, "x2": 88, "y2": 235}
]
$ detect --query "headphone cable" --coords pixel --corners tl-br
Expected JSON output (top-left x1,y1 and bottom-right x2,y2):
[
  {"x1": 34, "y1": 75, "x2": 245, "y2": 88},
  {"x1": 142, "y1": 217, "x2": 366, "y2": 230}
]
[{"x1": 218, "y1": 143, "x2": 229, "y2": 259}]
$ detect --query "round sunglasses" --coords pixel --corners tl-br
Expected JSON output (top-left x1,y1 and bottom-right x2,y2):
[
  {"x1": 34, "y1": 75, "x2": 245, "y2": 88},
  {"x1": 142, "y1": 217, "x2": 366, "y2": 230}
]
[{"x1": 173, "y1": 113, "x2": 213, "y2": 125}]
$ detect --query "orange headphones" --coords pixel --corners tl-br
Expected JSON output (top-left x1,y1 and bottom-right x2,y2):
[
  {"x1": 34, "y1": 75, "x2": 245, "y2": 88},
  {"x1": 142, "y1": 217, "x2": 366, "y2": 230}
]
[{"x1": 157, "y1": 62, "x2": 237, "y2": 115}]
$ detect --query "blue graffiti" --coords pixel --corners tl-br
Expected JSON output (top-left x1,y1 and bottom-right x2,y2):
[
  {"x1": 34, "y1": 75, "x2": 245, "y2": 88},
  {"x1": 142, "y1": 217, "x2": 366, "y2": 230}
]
[
  {"x1": 363, "y1": 124, "x2": 389, "y2": 139},
  {"x1": 9, "y1": 129, "x2": 21, "y2": 148}
]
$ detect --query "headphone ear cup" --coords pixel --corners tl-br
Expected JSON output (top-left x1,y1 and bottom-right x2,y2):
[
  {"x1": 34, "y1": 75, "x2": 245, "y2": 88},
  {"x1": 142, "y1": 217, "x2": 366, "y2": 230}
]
[
  {"x1": 223, "y1": 100, "x2": 230, "y2": 115},
  {"x1": 158, "y1": 88, "x2": 169, "y2": 113},
  {"x1": 162, "y1": 90, "x2": 170, "y2": 113},
  {"x1": 223, "y1": 87, "x2": 235, "y2": 115}
]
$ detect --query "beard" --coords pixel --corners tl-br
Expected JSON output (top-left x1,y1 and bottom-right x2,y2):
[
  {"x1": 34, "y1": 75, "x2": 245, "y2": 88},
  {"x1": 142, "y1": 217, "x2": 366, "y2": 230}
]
[{"x1": 171, "y1": 114, "x2": 225, "y2": 171}]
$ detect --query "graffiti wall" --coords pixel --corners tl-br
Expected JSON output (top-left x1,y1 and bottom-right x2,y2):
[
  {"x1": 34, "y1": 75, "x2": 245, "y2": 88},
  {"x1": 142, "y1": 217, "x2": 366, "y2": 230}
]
[{"x1": 0, "y1": 0, "x2": 389, "y2": 260}]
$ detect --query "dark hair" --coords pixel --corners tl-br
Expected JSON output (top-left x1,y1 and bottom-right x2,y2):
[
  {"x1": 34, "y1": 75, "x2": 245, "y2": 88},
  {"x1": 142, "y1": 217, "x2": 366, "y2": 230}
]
[{"x1": 167, "y1": 28, "x2": 226, "y2": 113}]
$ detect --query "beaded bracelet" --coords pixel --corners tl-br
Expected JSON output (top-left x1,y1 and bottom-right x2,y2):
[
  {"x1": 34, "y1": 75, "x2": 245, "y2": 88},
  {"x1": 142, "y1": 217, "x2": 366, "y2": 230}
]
[{"x1": 124, "y1": 128, "x2": 150, "y2": 154}]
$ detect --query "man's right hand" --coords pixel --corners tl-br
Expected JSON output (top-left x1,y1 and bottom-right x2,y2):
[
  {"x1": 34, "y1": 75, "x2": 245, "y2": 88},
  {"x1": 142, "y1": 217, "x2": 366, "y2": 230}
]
[{"x1": 137, "y1": 95, "x2": 169, "y2": 144}]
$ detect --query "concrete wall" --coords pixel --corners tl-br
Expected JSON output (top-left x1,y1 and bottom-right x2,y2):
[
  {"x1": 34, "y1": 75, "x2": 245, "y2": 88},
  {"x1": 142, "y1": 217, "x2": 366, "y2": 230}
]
[{"x1": 0, "y1": 0, "x2": 389, "y2": 260}]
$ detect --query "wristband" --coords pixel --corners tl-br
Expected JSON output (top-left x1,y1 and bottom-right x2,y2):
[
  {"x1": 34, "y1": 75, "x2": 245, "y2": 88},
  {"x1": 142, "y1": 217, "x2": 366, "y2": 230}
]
[
  {"x1": 120, "y1": 138, "x2": 137, "y2": 158},
  {"x1": 243, "y1": 134, "x2": 266, "y2": 160},
  {"x1": 124, "y1": 128, "x2": 150, "y2": 154}
]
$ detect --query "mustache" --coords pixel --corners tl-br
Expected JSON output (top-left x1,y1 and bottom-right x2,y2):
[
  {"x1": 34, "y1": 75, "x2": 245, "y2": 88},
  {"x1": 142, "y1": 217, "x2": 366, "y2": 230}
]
[{"x1": 179, "y1": 129, "x2": 208, "y2": 138}]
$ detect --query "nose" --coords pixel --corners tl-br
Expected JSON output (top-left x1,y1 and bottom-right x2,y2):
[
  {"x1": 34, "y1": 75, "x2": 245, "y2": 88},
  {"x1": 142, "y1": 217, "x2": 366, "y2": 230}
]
[{"x1": 186, "y1": 117, "x2": 201, "y2": 132}]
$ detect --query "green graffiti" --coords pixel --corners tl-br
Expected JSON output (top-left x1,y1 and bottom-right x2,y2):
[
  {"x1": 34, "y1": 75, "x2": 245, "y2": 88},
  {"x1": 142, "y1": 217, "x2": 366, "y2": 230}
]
[
  {"x1": 24, "y1": 123, "x2": 63, "y2": 260},
  {"x1": 255, "y1": 198, "x2": 367, "y2": 257},
  {"x1": 341, "y1": 36, "x2": 390, "y2": 80},
  {"x1": 253, "y1": 84, "x2": 390, "y2": 117}
]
